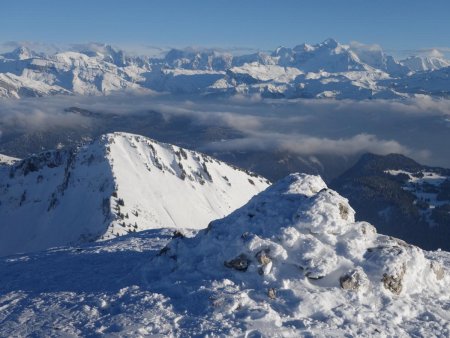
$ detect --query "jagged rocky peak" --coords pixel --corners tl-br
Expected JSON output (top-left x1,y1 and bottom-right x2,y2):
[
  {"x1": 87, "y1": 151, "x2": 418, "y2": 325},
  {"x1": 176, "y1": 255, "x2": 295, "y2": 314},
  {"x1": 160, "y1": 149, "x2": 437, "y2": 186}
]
[
  {"x1": 293, "y1": 42, "x2": 314, "y2": 52},
  {"x1": 401, "y1": 54, "x2": 450, "y2": 72},
  {"x1": 157, "y1": 173, "x2": 446, "y2": 300},
  {"x1": 2, "y1": 46, "x2": 36, "y2": 60},
  {"x1": 161, "y1": 47, "x2": 233, "y2": 70},
  {"x1": 320, "y1": 38, "x2": 340, "y2": 49},
  {"x1": 0, "y1": 132, "x2": 269, "y2": 256},
  {"x1": 73, "y1": 43, "x2": 128, "y2": 65}
]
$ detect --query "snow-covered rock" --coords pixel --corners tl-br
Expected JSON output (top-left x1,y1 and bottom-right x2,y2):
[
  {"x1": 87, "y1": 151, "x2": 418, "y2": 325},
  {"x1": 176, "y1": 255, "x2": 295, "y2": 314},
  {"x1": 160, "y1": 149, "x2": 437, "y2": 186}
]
[
  {"x1": 162, "y1": 48, "x2": 234, "y2": 71},
  {"x1": 387, "y1": 66, "x2": 450, "y2": 96},
  {"x1": 350, "y1": 45, "x2": 409, "y2": 76},
  {"x1": 227, "y1": 63, "x2": 302, "y2": 83},
  {"x1": 150, "y1": 173, "x2": 450, "y2": 335},
  {"x1": 1, "y1": 46, "x2": 39, "y2": 61},
  {"x1": 0, "y1": 132, "x2": 269, "y2": 256},
  {"x1": 0, "y1": 72, "x2": 69, "y2": 98},
  {"x1": 401, "y1": 55, "x2": 450, "y2": 72},
  {"x1": 0, "y1": 173, "x2": 448, "y2": 336},
  {"x1": 0, "y1": 154, "x2": 20, "y2": 166}
]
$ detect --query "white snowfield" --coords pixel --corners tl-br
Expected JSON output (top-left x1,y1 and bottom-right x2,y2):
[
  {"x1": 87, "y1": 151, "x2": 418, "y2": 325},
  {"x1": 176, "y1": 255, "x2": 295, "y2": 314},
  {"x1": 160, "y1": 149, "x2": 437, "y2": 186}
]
[
  {"x1": 0, "y1": 132, "x2": 269, "y2": 257},
  {"x1": 0, "y1": 173, "x2": 448, "y2": 337}
]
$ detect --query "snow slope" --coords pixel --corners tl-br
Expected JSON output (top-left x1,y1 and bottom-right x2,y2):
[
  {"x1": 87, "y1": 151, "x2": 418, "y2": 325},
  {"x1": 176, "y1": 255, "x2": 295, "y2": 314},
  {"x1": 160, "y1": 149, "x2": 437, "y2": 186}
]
[
  {"x1": 0, "y1": 174, "x2": 448, "y2": 337},
  {"x1": 388, "y1": 66, "x2": 450, "y2": 97},
  {"x1": 0, "y1": 132, "x2": 269, "y2": 256},
  {"x1": 0, "y1": 72, "x2": 69, "y2": 98},
  {"x1": 401, "y1": 55, "x2": 450, "y2": 72}
]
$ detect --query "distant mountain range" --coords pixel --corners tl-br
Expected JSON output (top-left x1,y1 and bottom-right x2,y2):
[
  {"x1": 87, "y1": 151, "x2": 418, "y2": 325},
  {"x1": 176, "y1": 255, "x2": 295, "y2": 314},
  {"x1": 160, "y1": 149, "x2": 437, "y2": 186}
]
[{"x1": 1, "y1": 39, "x2": 449, "y2": 99}]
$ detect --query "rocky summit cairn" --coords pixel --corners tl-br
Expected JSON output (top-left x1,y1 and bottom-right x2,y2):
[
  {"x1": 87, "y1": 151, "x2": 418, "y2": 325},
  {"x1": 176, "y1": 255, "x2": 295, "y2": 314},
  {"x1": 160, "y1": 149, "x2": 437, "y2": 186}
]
[{"x1": 156, "y1": 173, "x2": 446, "y2": 300}]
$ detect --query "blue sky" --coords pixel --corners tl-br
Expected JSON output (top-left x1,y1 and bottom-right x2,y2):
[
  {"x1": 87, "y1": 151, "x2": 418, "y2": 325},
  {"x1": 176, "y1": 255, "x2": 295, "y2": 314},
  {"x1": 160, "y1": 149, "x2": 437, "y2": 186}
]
[{"x1": 1, "y1": 0, "x2": 449, "y2": 55}]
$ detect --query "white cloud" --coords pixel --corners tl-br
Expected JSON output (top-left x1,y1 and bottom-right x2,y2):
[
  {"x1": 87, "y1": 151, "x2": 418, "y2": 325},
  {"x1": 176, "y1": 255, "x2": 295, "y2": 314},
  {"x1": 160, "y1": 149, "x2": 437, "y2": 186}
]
[
  {"x1": 349, "y1": 41, "x2": 383, "y2": 52},
  {"x1": 0, "y1": 93, "x2": 448, "y2": 167},
  {"x1": 206, "y1": 132, "x2": 409, "y2": 157}
]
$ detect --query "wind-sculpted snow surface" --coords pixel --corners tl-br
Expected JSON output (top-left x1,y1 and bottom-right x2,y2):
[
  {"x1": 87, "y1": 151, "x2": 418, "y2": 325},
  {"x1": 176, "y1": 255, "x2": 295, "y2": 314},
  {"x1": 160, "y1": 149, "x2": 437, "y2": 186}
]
[
  {"x1": 152, "y1": 174, "x2": 450, "y2": 336},
  {"x1": 0, "y1": 174, "x2": 448, "y2": 336},
  {"x1": 0, "y1": 132, "x2": 269, "y2": 256}
]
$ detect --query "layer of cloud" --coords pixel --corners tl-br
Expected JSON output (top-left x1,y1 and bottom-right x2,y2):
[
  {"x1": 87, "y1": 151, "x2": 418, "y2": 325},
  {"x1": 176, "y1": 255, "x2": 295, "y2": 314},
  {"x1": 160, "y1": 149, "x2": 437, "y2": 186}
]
[
  {"x1": 349, "y1": 41, "x2": 383, "y2": 52},
  {"x1": 0, "y1": 41, "x2": 62, "y2": 54},
  {"x1": 206, "y1": 132, "x2": 410, "y2": 157},
  {"x1": 0, "y1": 93, "x2": 449, "y2": 167}
]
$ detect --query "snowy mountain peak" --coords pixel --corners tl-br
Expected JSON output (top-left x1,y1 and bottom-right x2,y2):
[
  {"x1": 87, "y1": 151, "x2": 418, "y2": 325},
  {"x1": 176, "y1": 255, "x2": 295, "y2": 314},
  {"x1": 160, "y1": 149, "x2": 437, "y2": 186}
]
[
  {"x1": 71, "y1": 43, "x2": 128, "y2": 66},
  {"x1": 0, "y1": 132, "x2": 269, "y2": 256},
  {"x1": 293, "y1": 42, "x2": 314, "y2": 52},
  {"x1": 2, "y1": 46, "x2": 36, "y2": 60},
  {"x1": 320, "y1": 38, "x2": 339, "y2": 49}
]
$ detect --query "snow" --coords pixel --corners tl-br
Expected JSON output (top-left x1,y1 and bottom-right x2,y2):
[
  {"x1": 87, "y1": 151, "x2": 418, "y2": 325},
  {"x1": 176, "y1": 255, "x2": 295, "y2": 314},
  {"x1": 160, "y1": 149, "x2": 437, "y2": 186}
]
[
  {"x1": 0, "y1": 173, "x2": 448, "y2": 337},
  {"x1": 0, "y1": 72, "x2": 69, "y2": 98},
  {"x1": 385, "y1": 169, "x2": 450, "y2": 221},
  {"x1": 0, "y1": 132, "x2": 269, "y2": 256},
  {"x1": 386, "y1": 169, "x2": 447, "y2": 186},
  {"x1": 401, "y1": 56, "x2": 450, "y2": 72},
  {"x1": 0, "y1": 154, "x2": 20, "y2": 166},
  {"x1": 387, "y1": 66, "x2": 450, "y2": 96},
  {"x1": 1, "y1": 39, "x2": 449, "y2": 100},
  {"x1": 228, "y1": 63, "x2": 302, "y2": 83}
]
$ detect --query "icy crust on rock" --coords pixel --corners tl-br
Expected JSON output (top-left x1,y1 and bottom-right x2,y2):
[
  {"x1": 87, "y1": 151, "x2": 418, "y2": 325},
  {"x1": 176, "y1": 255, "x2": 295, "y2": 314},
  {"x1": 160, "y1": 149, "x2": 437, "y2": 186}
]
[
  {"x1": 0, "y1": 132, "x2": 269, "y2": 256},
  {"x1": 153, "y1": 173, "x2": 450, "y2": 336},
  {"x1": 0, "y1": 153, "x2": 20, "y2": 166}
]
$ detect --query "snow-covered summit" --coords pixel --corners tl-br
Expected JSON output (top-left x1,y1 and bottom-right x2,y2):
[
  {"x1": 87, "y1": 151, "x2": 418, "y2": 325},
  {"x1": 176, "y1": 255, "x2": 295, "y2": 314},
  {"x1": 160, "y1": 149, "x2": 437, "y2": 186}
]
[
  {"x1": 152, "y1": 173, "x2": 449, "y2": 335},
  {"x1": 1, "y1": 46, "x2": 37, "y2": 60},
  {"x1": 0, "y1": 132, "x2": 269, "y2": 256}
]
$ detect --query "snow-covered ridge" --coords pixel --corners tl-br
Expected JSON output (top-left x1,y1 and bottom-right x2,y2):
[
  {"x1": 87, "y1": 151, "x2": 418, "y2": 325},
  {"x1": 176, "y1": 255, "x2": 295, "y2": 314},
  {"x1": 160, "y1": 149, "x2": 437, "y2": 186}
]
[
  {"x1": 401, "y1": 55, "x2": 450, "y2": 72},
  {"x1": 0, "y1": 132, "x2": 269, "y2": 256},
  {"x1": 1, "y1": 39, "x2": 449, "y2": 99}
]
